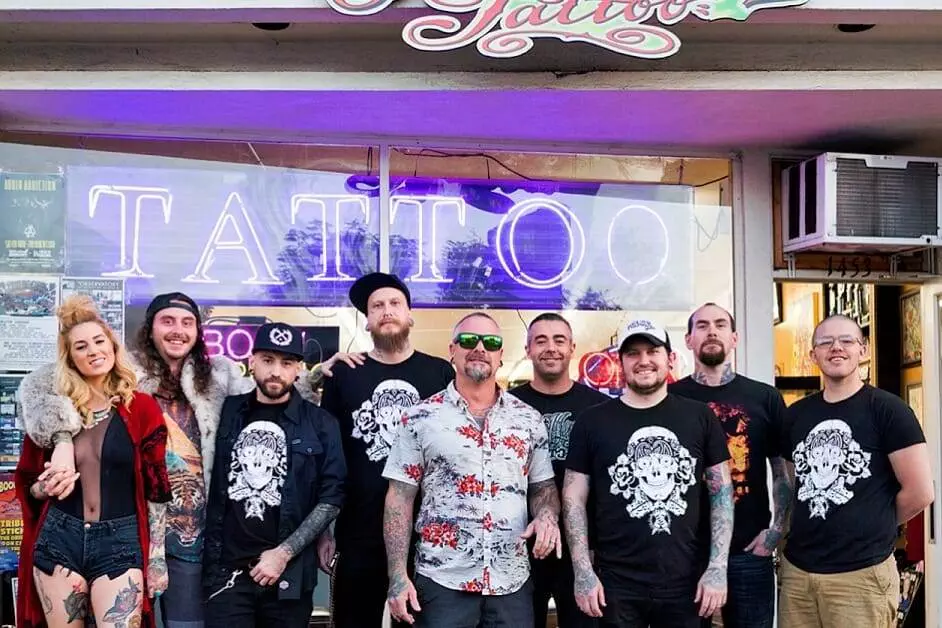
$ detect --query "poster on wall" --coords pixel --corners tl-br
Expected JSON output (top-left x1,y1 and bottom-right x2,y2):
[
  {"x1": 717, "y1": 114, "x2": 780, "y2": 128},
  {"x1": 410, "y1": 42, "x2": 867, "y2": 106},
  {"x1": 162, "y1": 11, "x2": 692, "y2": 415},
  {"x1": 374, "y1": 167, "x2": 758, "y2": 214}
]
[
  {"x1": 0, "y1": 275, "x2": 59, "y2": 371},
  {"x1": 61, "y1": 277, "x2": 126, "y2": 342},
  {"x1": 0, "y1": 376, "x2": 23, "y2": 469},
  {"x1": 0, "y1": 172, "x2": 66, "y2": 273},
  {"x1": 0, "y1": 472, "x2": 23, "y2": 572}
]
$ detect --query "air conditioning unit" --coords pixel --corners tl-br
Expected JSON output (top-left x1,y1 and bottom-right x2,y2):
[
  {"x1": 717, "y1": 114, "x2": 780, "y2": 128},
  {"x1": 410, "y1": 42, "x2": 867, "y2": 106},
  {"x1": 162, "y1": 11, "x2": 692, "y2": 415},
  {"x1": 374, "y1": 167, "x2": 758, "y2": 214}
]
[{"x1": 781, "y1": 152, "x2": 942, "y2": 253}]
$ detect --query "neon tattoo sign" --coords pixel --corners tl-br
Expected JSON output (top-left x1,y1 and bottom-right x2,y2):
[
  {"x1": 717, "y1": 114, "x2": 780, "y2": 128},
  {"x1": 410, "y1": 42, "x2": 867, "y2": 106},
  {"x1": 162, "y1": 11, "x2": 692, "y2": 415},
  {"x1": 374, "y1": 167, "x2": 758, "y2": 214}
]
[
  {"x1": 323, "y1": 0, "x2": 810, "y2": 60},
  {"x1": 84, "y1": 185, "x2": 671, "y2": 293}
]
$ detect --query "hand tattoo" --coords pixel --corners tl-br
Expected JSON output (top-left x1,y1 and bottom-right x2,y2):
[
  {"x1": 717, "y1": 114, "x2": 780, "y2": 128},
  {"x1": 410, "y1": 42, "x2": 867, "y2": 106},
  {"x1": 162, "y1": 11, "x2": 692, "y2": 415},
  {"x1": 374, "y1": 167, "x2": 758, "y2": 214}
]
[
  {"x1": 64, "y1": 583, "x2": 89, "y2": 622},
  {"x1": 388, "y1": 571, "x2": 410, "y2": 599},
  {"x1": 279, "y1": 503, "x2": 340, "y2": 559}
]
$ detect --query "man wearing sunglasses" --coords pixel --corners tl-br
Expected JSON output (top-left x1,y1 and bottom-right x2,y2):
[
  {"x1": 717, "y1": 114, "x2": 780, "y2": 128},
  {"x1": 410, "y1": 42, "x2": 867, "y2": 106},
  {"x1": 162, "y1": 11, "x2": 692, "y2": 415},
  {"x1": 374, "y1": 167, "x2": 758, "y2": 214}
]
[
  {"x1": 510, "y1": 312, "x2": 609, "y2": 628},
  {"x1": 778, "y1": 314, "x2": 932, "y2": 628},
  {"x1": 383, "y1": 312, "x2": 560, "y2": 627},
  {"x1": 318, "y1": 272, "x2": 455, "y2": 628}
]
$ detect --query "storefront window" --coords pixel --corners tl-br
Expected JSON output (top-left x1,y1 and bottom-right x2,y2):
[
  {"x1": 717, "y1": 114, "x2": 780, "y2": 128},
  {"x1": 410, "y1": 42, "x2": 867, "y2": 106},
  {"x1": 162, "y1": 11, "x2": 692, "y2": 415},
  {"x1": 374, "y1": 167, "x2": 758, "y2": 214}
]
[{"x1": 387, "y1": 148, "x2": 734, "y2": 391}]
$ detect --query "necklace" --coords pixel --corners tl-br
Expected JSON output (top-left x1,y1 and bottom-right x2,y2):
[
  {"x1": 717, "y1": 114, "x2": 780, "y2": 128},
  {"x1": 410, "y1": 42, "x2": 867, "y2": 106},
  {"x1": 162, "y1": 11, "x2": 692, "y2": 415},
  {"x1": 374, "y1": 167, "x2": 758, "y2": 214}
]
[{"x1": 83, "y1": 406, "x2": 111, "y2": 429}]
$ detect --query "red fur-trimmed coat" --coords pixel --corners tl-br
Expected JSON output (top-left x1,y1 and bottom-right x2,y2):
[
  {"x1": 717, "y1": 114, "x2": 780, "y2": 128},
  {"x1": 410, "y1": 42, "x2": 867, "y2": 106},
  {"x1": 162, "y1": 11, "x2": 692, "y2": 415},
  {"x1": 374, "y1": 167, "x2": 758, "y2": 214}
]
[{"x1": 15, "y1": 392, "x2": 172, "y2": 628}]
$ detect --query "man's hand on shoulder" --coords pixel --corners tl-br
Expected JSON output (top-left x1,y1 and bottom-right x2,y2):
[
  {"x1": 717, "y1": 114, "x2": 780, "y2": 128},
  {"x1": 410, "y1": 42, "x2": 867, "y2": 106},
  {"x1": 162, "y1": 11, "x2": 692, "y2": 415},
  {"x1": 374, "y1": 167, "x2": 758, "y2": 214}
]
[{"x1": 319, "y1": 352, "x2": 367, "y2": 377}]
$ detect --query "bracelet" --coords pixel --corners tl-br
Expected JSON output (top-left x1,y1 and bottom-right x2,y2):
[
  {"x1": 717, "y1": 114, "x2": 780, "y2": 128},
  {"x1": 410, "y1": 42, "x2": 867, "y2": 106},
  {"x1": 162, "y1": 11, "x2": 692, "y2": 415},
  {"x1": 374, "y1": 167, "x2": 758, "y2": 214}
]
[{"x1": 52, "y1": 431, "x2": 73, "y2": 445}]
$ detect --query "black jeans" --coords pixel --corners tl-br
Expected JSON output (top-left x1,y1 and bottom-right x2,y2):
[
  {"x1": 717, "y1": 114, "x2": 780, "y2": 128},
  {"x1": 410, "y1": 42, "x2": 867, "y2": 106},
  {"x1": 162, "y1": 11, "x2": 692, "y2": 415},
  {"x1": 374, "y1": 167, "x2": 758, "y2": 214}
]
[
  {"x1": 700, "y1": 552, "x2": 774, "y2": 628},
  {"x1": 204, "y1": 567, "x2": 312, "y2": 628},
  {"x1": 414, "y1": 573, "x2": 534, "y2": 628},
  {"x1": 598, "y1": 579, "x2": 700, "y2": 628},
  {"x1": 33, "y1": 508, "x2": 142, "y2": 584},
  {"x1": 531, "y1": 557, "x2": 597, "y2": 628},
  {"x1": 332, "y1": 545, "x2": 411, "y2": 628},
  {"x1": 159, "y1": 557, "x2": 205, "y2": 628}
]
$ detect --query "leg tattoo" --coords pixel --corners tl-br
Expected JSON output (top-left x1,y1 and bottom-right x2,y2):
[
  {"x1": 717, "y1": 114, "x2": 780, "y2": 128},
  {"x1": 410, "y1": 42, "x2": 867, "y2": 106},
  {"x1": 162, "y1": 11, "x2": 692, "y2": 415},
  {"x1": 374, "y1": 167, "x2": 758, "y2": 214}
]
[
  {"x1": 102, "y1": 577, "x2": 142, "y2": 627},
  {"x1": 64, "y1": 582, "x2": 90, "y2": 623}
]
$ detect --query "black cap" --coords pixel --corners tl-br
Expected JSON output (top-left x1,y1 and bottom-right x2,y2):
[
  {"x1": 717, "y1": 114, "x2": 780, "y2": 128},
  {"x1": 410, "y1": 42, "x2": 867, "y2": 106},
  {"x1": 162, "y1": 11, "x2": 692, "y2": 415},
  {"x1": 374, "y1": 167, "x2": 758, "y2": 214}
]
[
  {"x1": 349, "y1": 272, "x2": 411, "y2": 314},
  {"x1": 253, "y1": 322, "x2": 304, "y2": 361},
  {"x1": 146, "y1": 292, "x2": 201, "y2": 323}
]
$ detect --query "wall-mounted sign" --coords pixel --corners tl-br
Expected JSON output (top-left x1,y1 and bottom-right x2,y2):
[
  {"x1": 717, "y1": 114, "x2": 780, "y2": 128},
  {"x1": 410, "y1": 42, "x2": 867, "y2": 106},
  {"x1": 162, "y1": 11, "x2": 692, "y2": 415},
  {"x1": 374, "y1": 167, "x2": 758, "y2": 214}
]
[
  {"x1": 65, "y1": 166, "x2": 699, "y2": 311},
  {"x1": 0, "y1": 173, "x2": 66, "y2": 273},
  {"x1": 325, "y1": 0, "x2": 809, "y2": 59}
]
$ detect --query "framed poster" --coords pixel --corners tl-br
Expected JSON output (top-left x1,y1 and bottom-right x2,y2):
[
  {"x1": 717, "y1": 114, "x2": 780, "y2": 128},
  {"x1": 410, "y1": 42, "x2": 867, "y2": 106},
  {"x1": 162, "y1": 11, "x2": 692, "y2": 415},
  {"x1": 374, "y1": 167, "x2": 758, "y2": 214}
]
[
  {"x1": 901, "y1": 291, "x2": 922, "y2": 365},
  {"x1": 906, "y1": 382, "x2": 924, "y2": 423}
]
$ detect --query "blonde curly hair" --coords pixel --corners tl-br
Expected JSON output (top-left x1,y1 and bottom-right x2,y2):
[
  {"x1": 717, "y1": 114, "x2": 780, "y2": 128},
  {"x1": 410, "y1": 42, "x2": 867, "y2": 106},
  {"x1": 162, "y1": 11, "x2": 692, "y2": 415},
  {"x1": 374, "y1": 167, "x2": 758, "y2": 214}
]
[{"x1": 54, "y1": 294, "x2": 137, "y2": 425}]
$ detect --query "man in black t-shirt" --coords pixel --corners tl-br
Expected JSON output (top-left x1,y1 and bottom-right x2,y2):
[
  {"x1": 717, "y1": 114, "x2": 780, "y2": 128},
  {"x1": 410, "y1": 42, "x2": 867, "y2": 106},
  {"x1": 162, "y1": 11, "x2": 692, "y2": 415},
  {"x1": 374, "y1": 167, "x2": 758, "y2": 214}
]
[
  {"x1": 510, "y1": 312, "x2": 609, "y2": 628},
  {"x1": 779, "y1": 315, "x2": 933, "y2": 628},
  {"x1": 318, "y1": 273, "x2": 454, "y2": 628},
  {"x1": 563, "y1": 319, "x2": 733, "y2": 628},
  {"x1": 204, "y1": 323, "x2": 346, "y2": 628},
  {"x1": 669, "y1": 303, "x2": 790, "y2": 628}
]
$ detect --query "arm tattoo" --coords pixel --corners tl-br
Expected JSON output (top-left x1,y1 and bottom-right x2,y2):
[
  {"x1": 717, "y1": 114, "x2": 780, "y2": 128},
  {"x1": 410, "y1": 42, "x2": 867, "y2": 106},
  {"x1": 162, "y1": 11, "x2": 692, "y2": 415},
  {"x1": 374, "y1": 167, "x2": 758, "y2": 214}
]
[
  {"x1": 278, "y1": 503, "x2": 341, "y2": 559},
  {"x1": 561, "y1": 472, "x2": 597, "y2": 595},
  {"x1": 529, "y1": 479, "x2": 560, "y2": 522},
  {"x1": 147, "y1": 501, "x2": 167, "y2": 560},
  {"x1": 768, "y1": 457, "x2": 794, "y2": 550},
  {"x1": 384, "y1": 480, "x2": 419, "y2": 597},
  {"x1": 704, "y1": 463, "x2": 734, "y2": 579}
]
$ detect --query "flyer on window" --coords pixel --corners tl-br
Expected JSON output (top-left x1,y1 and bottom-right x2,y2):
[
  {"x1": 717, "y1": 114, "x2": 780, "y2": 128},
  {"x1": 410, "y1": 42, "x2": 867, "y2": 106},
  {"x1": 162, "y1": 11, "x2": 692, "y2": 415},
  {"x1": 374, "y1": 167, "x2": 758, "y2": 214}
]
[
  {"x1": 0, "y1": 274, "x2": 59, "y2": 371},
  {"x1": 0, "y1": 472, "x2": 22, "y2": 572},
  {"x1": 60, "y1": 277, "x2": 126, "y2": 342},
  {"x1": 0, "y1": 172, "x2": 66, "y2": 274},
  {"x1": 0, "y1": 376, "x2": 22, "y2": 469}
]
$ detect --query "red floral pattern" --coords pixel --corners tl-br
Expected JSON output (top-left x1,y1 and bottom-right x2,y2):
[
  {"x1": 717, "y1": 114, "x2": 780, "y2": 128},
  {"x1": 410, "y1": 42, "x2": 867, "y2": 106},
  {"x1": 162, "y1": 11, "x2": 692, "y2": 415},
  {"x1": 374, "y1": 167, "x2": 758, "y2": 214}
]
[{"x1": 382, "y1": 382, "x2": 555, "y2": 596}]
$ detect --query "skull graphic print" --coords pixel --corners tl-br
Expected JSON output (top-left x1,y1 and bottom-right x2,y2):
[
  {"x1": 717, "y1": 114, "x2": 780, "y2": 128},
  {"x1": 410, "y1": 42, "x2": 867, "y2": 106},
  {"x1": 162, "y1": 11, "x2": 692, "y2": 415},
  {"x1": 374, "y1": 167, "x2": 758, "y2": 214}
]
[
  {"x1": 228, "y1": 421, "x2": 288, "y2": 521},
  {"x1": 793, "y1": 419, "x2": 871, "y2": 519},
  {"x1": 352, "y1": 379, "x2": 421, "y2": 462},
  {"x1": 608, "y1": 426, "x2": 698, "y2": 535}
]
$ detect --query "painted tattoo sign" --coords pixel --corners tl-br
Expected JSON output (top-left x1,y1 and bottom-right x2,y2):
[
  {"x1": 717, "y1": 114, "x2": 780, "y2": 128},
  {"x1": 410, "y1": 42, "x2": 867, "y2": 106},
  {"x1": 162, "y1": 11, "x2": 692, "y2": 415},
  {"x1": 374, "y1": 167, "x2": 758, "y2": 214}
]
[{"x1": 325, "y1": 0, "x2": 810, "y2": 59}]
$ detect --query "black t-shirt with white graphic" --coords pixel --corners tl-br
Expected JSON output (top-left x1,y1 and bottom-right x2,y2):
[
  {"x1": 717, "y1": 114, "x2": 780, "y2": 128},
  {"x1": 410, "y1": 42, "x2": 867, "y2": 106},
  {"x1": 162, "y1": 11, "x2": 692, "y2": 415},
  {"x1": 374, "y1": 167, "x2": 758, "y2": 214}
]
[
  {"x1": 510, "y1": 381, "x2": 611, "y2": 494},
  {"x1": 782, "y1": 385, "x2": 925, "y2": 574},
  {"x1": 320, "y1": 351, "x2": 454, "y2": 549},
  {"x1": 566, "y1": 395, "x2": 729, "y2": 596},
  {"x1": 222, "y1": 399, "x2": 289, "y2": 566},
  {"x1": 669, "y1": 375, "x2": 786, "y2": 553}
]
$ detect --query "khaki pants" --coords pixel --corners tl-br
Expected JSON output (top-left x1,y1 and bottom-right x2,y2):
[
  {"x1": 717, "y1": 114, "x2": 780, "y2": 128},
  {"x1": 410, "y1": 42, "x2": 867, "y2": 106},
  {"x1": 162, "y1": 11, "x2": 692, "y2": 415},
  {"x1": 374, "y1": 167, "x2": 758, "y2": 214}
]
[{"x1": 779, "y1": 554, "x2": 899, "y2": 628}]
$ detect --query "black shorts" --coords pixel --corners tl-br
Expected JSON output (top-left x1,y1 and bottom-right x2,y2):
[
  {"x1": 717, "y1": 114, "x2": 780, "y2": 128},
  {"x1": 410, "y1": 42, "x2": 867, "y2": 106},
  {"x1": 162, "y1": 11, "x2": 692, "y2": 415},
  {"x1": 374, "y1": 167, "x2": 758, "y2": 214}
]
[{"x1": 33, "y1": 507, "x2": 142, "y2": 584}]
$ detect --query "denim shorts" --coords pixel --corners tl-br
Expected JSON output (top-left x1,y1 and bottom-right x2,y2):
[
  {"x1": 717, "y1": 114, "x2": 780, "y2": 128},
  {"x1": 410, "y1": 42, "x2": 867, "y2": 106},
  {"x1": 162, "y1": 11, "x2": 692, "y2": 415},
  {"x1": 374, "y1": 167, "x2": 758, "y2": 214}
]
[{"x1": 33, "y1": 507, "x2": 143, "y2": 584}]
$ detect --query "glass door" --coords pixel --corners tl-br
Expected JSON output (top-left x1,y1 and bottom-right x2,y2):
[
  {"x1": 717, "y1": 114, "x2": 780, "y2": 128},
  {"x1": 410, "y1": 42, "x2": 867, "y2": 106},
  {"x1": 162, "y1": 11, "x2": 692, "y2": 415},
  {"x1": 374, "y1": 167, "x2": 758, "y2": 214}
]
[{"x1": 918, "y1": 282, "x2": 942, "y2": 628}]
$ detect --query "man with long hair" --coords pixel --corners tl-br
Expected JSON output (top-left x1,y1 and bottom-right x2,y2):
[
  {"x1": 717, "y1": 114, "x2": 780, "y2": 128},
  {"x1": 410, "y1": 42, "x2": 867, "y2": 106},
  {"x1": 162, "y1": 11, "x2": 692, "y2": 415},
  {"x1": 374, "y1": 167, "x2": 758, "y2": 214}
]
[
  {"x1": 17, "y1": 292, "x2": 335, "y2": 628},
  {"x1": 16, "y1": 295, "x2": 172, "y2": 628}
]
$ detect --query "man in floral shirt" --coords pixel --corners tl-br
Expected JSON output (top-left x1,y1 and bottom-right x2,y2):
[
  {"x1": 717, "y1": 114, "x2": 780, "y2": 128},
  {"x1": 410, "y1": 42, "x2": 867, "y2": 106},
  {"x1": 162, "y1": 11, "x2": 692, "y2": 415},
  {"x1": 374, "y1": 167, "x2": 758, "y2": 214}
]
[{"x1": 383, "y1": 311, "x2": 561, "y2": 627}]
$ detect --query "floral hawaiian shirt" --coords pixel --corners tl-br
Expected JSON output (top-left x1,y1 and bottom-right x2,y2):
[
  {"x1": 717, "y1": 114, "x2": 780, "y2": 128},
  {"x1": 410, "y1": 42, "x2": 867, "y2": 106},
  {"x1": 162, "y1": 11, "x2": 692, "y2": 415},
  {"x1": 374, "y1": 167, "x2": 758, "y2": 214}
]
[{"x1": 383, "y1": 381, "x2": 554, "y2": 596}]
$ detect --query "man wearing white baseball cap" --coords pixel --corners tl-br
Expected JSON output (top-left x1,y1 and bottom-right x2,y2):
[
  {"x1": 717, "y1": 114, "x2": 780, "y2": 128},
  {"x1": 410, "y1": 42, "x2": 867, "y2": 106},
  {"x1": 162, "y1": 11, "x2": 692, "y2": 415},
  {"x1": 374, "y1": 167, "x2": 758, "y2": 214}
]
[{"x1": 562, "y1": 319, "x2": 733, "y2": 627}]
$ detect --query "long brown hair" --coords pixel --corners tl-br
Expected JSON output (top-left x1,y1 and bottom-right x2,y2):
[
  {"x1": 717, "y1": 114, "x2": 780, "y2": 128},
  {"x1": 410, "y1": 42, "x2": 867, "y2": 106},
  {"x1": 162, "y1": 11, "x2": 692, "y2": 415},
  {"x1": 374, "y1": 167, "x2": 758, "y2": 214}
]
[{"x1": 54, "y1": 295, "x2": 137, "y2": 424}]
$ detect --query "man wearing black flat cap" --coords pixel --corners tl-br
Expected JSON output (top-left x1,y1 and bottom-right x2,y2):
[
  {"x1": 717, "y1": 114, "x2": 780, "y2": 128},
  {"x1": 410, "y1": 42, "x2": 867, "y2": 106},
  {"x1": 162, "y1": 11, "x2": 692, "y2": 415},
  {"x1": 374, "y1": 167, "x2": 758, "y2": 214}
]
[
  {"x1": 203, "y1": 322, "x2": 346, "y2": 628},
  {"x1": 318, "y1": 272, "x2": 454, "y2": 628}
]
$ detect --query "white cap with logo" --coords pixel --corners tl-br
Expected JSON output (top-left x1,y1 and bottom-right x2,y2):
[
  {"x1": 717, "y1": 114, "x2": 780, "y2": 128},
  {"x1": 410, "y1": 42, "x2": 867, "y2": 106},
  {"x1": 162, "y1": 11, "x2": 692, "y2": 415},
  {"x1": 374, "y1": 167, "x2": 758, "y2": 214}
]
[{"x1": 617, "y1": 319, "x2": 672, "y2": 353}]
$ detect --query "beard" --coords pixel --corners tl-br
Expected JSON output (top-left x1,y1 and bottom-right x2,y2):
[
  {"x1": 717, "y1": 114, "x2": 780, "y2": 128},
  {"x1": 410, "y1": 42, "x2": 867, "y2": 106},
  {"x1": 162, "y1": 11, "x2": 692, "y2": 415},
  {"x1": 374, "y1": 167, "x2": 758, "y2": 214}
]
[
  {"x1": 464, "y1": 359, "x2": 492, "y2": 383},
  {"x1": 698, "y1": 343, "x2": 727, "y2": 367},
  {"x1": 626, "y1": 372, "x2": 667, "y2": 395},
  {"x1": 372, "y1": 322, "x2": 410, "y2": 354},
  {"x1": 255, "y1": 376, "x2": 291, "y2": 400}
]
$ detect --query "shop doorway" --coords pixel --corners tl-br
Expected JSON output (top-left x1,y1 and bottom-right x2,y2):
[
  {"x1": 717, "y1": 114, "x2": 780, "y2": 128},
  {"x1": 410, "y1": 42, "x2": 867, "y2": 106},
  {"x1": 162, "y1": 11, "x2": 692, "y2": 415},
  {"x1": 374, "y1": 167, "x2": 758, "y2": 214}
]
[{"x1": 773, "y1": 280, "x2": 929, "y2": 627}]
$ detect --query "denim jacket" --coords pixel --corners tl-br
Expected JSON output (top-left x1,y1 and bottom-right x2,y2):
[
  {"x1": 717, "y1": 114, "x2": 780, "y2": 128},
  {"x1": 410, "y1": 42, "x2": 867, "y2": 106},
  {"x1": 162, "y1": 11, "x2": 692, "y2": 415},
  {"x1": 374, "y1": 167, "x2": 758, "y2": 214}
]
[{"x1": 203, "y1": 389, "x2": 346, "y2": 599}]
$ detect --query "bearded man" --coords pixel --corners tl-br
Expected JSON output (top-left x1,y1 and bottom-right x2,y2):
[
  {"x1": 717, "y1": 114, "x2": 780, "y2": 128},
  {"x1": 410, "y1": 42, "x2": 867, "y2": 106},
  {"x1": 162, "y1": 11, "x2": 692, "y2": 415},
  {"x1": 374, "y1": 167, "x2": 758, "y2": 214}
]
[{"x1": 317, "y1": 272, "x2": 454, "y2": 628}]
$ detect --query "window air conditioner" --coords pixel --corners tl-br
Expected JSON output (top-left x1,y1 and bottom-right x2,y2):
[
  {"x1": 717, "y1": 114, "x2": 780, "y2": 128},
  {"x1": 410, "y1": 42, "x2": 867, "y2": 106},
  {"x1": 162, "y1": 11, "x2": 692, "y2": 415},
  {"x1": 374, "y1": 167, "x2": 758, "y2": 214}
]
[{"x1": 781, "y1": 152, "x2": 942, "y2": 253}]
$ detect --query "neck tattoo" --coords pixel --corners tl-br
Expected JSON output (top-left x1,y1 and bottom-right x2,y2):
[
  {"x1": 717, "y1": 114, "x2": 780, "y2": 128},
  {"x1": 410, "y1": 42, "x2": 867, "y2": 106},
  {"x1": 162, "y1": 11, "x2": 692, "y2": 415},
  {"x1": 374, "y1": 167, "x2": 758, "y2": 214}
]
[{"x1": 692, "y1": 362, "x2": 736, "y2": 386}]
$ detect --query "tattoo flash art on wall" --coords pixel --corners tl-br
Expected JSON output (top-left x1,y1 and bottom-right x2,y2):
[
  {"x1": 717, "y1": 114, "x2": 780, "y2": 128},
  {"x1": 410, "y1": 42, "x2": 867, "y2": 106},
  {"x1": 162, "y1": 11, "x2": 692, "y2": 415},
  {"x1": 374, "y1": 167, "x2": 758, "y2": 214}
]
[
  {"x1": 64, "y1": 163, "x2": 698, "y2": 311},
  {"x1": 323, "y1": 0, "x2": 809, "y2": 59},
  {"x1": 793, "y1": 419, "x2": 871, "y2": 520},
  {"x1": 353, "y1": 380, "x2": 421, "y2": 462},
  {"x1": 229, "y1": 421, "x2": 288, "y2": 521},
  {"x1": 608, "y1": 426, "x2": 697, "y2": 534}
]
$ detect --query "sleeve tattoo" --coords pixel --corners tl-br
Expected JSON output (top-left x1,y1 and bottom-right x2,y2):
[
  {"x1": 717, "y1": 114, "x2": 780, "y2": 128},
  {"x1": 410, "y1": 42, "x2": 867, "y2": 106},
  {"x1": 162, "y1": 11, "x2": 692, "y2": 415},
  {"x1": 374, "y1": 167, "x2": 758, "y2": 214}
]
[
  {"x1": 769, "y1": 457, "x2": 794, "y2": 548},
  {"x1": 529, "y1": 478, "x2": 560, "y2": 522},
  {"x1": 705, "y1": 463, "x2": 734, "y2": 571},
  {"x1": 561, "y1": 471, "x2": 596, "y2": 594},
  {"x1": 278, "y1": 503, "x2": 341, "y2": 559},
  {"x1": 384, "y1": 480, "x2": 419, "y2": 596},
  {"x1": 147, "y1": 501, "x2": 167, "y2": 560}
]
